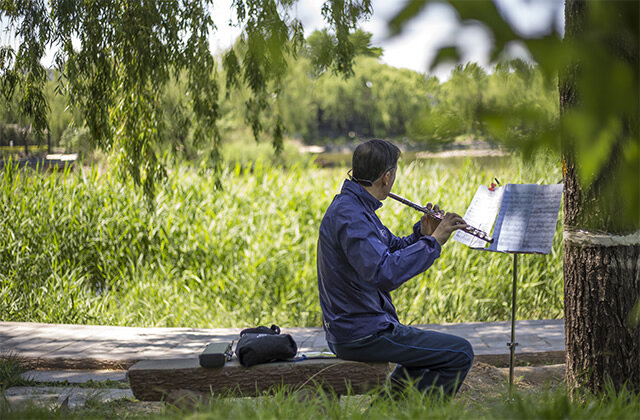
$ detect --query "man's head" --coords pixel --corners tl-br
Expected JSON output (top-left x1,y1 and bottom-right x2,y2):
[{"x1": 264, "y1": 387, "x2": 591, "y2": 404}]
[{"x1": 351, "y1": 139, "x2": 400, "y2": 200}]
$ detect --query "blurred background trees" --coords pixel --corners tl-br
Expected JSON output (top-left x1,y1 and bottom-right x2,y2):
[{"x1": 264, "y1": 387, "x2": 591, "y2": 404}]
[{"x1": 0, "y1": 34, "x2": 558, "y2": 155}]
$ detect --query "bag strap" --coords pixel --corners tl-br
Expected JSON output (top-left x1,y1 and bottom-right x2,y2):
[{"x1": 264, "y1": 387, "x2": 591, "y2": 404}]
[{"x1": 240, "y1": 324, "x2": 281, "y2": 336}]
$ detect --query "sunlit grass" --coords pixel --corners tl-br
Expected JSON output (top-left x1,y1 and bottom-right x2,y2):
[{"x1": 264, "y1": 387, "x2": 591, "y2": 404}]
[
  {"x1": 0, "y1": 152, "x2": 563, "y2": 327},
  {"x1": 1, "y1": 380, "x2": 638, "y2": 420}
]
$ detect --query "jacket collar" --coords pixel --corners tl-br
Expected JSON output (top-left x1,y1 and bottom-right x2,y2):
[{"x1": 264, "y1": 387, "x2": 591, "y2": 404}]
[{"x1": 341, "y1": 179, "x2": 383, "y2": 212}]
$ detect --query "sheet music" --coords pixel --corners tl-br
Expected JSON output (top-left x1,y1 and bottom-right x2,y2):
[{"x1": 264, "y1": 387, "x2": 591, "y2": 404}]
[
  {"x1": 453, "y1": 185, "x2": 504, "y2": 248},
  {"x1": 488, "y1": 184, "x2": 537, "y2": 252},
  {"x1": 520, "y1": 184, "x2": 563, "y2": 254},
  {"x1": 487, "y1": 184, "x2": 562, "y2": 254}
]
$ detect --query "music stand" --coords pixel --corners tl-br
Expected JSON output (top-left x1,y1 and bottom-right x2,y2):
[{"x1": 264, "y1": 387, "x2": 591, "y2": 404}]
[{"x1": 453, "y1": 183, "x2": 563, "y2": 396}]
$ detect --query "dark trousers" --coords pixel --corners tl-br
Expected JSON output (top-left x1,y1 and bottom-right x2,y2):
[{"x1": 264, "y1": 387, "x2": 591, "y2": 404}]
[{"x1": 329, "y1": 323, "x2": 474, "y2": 395}]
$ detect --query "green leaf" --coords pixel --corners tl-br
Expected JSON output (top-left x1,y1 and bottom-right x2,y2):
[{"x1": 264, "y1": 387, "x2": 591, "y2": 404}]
[
  {"x1": 447, "y1": 0, "x2": 518, "y2": 60},
  {"x1": 388, "y1": 0, "x2": 428, "y2": 36},
  {"x1": 429, "y1": 46, "x2": 460, "y2": 71}
]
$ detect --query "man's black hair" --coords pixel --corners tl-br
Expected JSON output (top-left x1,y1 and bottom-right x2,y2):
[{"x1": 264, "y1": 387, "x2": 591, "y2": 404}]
[{"x1": 351, "y1": 139, "x2": 401, "y2": 186}]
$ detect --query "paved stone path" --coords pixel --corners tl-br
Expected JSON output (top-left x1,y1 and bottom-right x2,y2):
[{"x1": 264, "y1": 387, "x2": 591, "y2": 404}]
[
  {"x1": 3, "y1": 387, "x2": 134, "y2": 409},
  {"x1": 1, "y1": 320, "x2": 565, "y2": 409},
  {"x1": 0, "y1": 320, "x2": 565, "y2": 369},
  {"x1": 20, "y1": 369, "x2": 128, "y2": 384}
]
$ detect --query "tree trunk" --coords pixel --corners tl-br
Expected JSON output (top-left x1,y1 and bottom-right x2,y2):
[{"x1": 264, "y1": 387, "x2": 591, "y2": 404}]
[
  {"x1": 23, "y1": 125, "x2": 29, "y2": 156},
  {"x1": 562, "y1": 0, "x2": 640, "y2": 393}
]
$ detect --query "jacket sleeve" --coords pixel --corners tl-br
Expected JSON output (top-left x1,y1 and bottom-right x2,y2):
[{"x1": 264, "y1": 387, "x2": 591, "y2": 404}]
[
  {"x1": 387, "y1": 221, "x2": 423, "y2": 252},
  {"x1": 338, "y1": 215, "x2": 441, "y2": 292}
]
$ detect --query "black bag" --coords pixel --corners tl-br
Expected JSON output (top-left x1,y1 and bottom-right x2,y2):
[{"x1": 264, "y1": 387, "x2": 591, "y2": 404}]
[{"x1": 235, "y1": 324, "x2": 298, "y2": 367}]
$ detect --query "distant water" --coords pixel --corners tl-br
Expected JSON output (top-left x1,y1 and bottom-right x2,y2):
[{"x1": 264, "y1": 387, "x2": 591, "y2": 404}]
[{"x1": 314, "y1": 151, "x2": 516, "y2": 170}]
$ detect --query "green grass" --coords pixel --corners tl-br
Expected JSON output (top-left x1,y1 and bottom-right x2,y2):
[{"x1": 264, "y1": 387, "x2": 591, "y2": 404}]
[
  {"x1": 0, "y1": 146, "x2": 50, "y2": 158},
  {"x1": 1, "y1": 384, "x2": 638, "y2": 420},
  {"x1": 0, "y1": 152, "x2": 563, "y2": 328},
  {"x1": 0, "y1": 353, "x2": 33, "y2": 391},
  {"x1": 1, "y1": 354, "x2": 637, "y2": 420}
]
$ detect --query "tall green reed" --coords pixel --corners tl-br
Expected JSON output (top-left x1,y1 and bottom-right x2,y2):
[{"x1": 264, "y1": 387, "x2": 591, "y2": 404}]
[{"x1": 0, "y1": 153, "x2": 563, "y2": 327}]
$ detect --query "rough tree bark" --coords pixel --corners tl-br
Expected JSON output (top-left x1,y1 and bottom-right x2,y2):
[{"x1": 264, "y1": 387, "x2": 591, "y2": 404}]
[{"x1": 561, "y1": 0, "x2": 640, "y2": 394}]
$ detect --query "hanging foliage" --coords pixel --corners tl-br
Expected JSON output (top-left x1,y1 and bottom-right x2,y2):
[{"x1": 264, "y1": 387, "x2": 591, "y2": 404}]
[{"x1": 0, "y1": 0, "x2": 372, "y2": 196}]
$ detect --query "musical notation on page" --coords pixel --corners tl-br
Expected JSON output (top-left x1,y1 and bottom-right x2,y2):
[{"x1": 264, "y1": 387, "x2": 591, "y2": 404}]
[
  {"x1": 453, "y1": 186, "x2": 504, "y2": 249},
  {"x1": 454, "y1": 183, "x2": 563, "y2": 255}
]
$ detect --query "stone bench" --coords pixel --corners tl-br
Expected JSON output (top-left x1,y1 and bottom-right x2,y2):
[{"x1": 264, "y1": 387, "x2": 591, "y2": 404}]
[{"x1": 128, "y1": 357, "x2": 390, "y2": 401}]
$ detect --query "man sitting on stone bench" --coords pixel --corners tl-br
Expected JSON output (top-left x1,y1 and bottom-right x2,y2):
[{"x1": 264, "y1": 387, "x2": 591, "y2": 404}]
[{"x1": 317, "y1": 139, "x2": 474, "y2": 396}]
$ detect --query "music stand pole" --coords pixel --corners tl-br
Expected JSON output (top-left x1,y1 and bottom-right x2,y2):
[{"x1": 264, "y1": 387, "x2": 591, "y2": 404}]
[{"x1": 508, "y1": 253, "x2": 519, "y2": 397}]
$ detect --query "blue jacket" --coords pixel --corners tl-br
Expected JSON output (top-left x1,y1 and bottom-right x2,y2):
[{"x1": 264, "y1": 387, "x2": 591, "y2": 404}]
[{"x1": 317, "y1": 179, "x2": 442, "y2": 344}]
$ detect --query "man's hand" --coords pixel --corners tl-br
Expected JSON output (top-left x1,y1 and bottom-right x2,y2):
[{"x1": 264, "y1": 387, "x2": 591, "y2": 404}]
[
  {"x1": 425, "y1": 211, "x2": 467, "y2": 246},
  {"x1": 419, "y1": 203, "x2": 441, "y2": 236}
]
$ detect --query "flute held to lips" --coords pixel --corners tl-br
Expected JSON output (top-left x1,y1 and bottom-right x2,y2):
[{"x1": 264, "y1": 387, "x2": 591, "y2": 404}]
[{"x1": 387, "y1": 192, "x2": 494, "y2": 244}]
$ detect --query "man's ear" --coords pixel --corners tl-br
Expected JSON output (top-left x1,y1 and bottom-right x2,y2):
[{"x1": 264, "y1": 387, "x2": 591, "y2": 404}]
[{"x1": 382, "y1": 170, "x2": 391, "y2": 186}]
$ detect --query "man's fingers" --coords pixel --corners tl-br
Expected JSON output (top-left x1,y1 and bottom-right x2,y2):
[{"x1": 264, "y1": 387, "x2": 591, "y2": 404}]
[
  {"x1": 442, "y1": 213, "x2": 467, "y2": 232},
  {"x1": 444, "y1": 212, "x2": 463, "y2": 221},
  {"x1": 453, "y1": 216, "x2": 466, "y2": 226}
]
